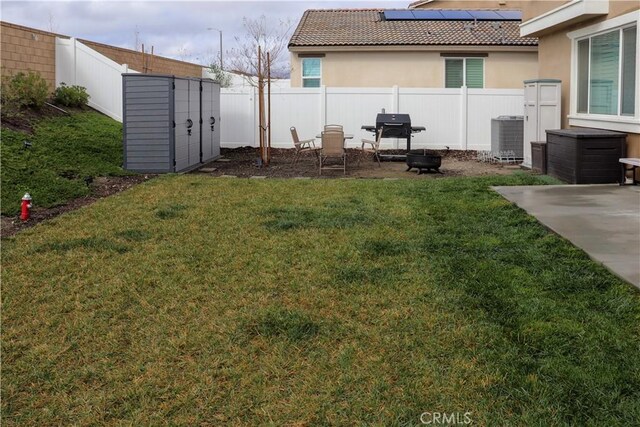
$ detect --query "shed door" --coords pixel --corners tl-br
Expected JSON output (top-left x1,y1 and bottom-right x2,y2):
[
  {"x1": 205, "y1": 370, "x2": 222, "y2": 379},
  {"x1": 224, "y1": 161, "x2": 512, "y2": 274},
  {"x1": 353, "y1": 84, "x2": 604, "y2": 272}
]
[
  {"x1": 537, "y1": 83, "x2": 562, "y2": 142},
  {"x1": 201, "y1": 81, "x2": 215, "y2": 162},
  {"x1": 188, "y1": 79, "x2": 201, "y2": 167},
  {"x1": 523, "y1": 82, "x2": 538, "y2": 168},
  {"x1": 212, "y1": 83, "x2": 221, "y2": 159},
  {"x1": 174, "y1": 79, "x2": 190, "y2": 172}
]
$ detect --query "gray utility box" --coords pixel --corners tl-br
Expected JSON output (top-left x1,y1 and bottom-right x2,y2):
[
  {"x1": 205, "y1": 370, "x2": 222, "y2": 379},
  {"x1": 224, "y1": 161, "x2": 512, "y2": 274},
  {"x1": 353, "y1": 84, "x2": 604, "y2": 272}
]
[
  {"x1": 546, "y1": 129, "x2": 627, "y2": 184},
  {"x1": 491, "y1": 116, "x2": 524, "y2": 159},
  {"x1": 531, "y1": 141, "x2": 547, "y2": 174},
  {"x1": 122, "y1": 74, "x2": 220, "y2": 173}
]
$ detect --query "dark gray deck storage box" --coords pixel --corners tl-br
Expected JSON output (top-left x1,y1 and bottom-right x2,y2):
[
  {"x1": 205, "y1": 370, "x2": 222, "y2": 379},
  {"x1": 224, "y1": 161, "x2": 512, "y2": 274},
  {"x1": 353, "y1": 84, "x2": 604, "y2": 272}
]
[
  {"x1": 122, "y1": 74, "x2": 220, "y2": 173},
  {"x1": 546, "y1": 129, "x2": 627, "y2": 184}
]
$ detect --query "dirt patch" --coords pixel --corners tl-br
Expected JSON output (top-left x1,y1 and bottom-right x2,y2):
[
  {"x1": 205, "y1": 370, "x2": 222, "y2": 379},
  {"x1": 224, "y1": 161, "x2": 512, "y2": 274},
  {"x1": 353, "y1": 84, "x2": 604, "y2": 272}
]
[
  {"x1": 1, "y1": 175, "x2": 154, "y2": 237},
  {"x1": 1, "y1": 104, "x2": 83, "y2": 134},
  {"x1": 195, "y1": 147, "x2": 521, "y2": 179}
]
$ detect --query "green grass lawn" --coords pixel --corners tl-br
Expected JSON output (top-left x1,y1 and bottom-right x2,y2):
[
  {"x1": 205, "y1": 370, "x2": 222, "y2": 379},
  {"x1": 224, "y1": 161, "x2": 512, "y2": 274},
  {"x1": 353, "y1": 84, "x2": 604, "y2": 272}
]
[
  {"x1": 2, "y1": 174, "x2": 639, "y2": 425},
  {"x1": 1, "y1": 111, "x2": 127, "y2": 215}
]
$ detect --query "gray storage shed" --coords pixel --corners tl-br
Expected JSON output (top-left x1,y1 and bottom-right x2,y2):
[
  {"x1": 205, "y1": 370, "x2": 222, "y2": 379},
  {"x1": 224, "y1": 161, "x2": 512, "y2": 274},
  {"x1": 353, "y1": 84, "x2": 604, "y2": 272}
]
[{"x1": 122, "y1": 74, "x2": 220, "y2": 173}]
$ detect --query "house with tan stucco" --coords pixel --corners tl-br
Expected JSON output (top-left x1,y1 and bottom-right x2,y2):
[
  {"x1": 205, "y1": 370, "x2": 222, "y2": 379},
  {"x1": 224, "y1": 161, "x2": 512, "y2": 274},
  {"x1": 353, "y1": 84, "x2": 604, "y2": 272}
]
[
  {"x1": 410, "y1": 0, "x2": 639, "y2": 159},
  {"x1": 288, "y1": 8, "x2": 538, "y2": 89},
  {"x1": 518, "y1": 0, "x2": 639, "y2": 159}
]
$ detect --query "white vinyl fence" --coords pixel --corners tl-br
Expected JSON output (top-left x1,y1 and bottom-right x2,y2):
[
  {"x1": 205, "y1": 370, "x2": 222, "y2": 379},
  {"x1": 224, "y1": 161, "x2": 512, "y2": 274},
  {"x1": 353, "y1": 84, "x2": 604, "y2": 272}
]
[
  {"x1": 221, "y1": 86, "x2": 524, "y2": 151},
  {"x1": 56, "y1": 38, "x2": 138, "y2": 122},
  {"x1": 53, "y1": 39, "x2": 523, "y2": 151}
]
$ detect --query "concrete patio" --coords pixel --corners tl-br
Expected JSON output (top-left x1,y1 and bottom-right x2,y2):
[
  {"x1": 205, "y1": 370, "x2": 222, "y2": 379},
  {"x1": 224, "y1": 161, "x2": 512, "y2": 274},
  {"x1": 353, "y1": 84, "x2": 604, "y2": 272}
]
[{"x1": 494, "y1": 185, "x2": 640, "y2": 288}]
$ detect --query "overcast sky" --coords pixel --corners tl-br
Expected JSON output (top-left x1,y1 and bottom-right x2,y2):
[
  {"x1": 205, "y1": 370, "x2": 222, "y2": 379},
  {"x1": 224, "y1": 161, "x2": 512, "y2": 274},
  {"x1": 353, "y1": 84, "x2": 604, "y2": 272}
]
[{"x1": 1, "y1": 0, "x2": 408, "y2": 68}]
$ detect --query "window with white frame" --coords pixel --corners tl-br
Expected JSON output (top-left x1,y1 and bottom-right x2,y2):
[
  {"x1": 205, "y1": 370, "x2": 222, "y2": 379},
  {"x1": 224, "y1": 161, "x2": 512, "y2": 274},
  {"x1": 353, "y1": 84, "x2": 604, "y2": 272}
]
[
  {"x1": 568, "y1": 10, "x2": 640, "y2": 132},
  {"x1": 445, "y1": 58, "x2": 484, "y2": 88},
  {"x1": 576, "y1": 24, "x2": 637, "y2": 116},
  {"x1": 302, "y1": 58, "x2": 321, "y2": 88}
]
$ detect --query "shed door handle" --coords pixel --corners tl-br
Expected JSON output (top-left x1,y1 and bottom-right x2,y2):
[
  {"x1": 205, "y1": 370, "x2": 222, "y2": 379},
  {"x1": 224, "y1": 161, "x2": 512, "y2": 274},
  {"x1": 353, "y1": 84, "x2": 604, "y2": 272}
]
[{"x1": 186, "y1": 119, "x2": 193, "y2": 128}]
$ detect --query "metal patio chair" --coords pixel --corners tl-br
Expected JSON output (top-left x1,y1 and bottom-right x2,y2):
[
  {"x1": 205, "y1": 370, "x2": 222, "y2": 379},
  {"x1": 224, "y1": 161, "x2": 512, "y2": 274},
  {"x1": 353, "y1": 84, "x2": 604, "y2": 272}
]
[
  {"x1": 319, "y1": 130, "x2": 346, "y2": 175},
  {"x1": 359, "y1": 127, "x2": 383, "y2": 166},
  {"x1": 290, "y1": 126, "x2": 319, "y2": 165},
  {"x1": 324, "y1": 124, "x2": 343, "y2": 132}
]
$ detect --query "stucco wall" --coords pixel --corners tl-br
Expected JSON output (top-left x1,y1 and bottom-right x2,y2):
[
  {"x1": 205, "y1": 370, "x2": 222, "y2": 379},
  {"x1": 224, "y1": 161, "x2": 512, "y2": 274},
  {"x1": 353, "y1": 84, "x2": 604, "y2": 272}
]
[
  {"x1": 520, "y1": 1, "x2": 569, "y2": 22},
  {"x1": 536, "y1": 31, "x2": 572, "y2": 128},
  {"x1": 484, "y1": 51, "x2": 538, "y2": 88},
  {"x1": 412, "y1": 0, "x2": 529, "y2": 11},
  {"x1": 0, "y1": 22, "x2": 58, "y2": 89},
  {"x1": 290, "y1": 49, "x2": 537, "y2": 88},
  {"x1": 626, "y1": 134, "x2": 640, "y2": 159},
  {"x1": 527, "y1": 1, "x2": 639, "y2": 157}
]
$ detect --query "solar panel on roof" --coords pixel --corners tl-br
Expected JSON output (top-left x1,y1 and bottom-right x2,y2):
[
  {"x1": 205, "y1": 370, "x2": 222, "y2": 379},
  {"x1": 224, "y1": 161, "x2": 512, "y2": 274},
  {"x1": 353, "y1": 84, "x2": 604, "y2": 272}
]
[
  {"x1": 411, "y1": 10, "x2": 444, "y2": 20},
  {"x1": 384, "y1": 10, "x2": 415, "y2": 20},
  {"x1": 384, "y1": 9, "x2": 521, "y2": 22},
  {"x1": 440, "y1": 10, "x2": 473, "y2": 20},
  {"x1": 468, "y1": 10, "x2": 502, "y2": 20},
  {"x1": 495, "y1": 10, "x2": 522, "y2": 20}
]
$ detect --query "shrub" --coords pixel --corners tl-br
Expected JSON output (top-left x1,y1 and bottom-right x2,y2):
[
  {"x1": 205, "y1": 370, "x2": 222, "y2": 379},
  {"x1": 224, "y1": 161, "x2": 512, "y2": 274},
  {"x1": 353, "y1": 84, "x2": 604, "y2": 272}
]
[
  {"x1": 1, "y1": 71, "x2": 50, "y2": 115},
  {"x1": 207, "y1": 64, "x2": 232, "y2": 88},
  {"x1": 53, "y1": 83, "x2": 90, "y2": 108}
]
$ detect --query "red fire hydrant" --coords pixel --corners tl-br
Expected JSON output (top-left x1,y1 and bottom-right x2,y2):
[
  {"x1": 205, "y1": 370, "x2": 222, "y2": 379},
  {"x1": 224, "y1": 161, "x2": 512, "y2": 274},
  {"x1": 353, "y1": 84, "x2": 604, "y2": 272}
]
[{"x1": 20, "y1": 193, "x2": 32, "y2": 222}]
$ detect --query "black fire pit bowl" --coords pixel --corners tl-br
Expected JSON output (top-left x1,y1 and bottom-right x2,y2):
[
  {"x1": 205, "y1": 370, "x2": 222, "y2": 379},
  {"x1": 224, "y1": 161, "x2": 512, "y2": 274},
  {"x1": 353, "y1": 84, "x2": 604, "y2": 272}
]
[{"x1": 406, "y1": 150, "x2": 442, "y2": 174}]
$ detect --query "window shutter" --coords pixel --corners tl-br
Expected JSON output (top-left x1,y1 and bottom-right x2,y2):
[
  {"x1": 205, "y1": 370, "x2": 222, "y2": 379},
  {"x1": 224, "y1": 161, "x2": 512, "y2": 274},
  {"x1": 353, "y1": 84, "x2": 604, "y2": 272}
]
[
  {"x1": 589, "y1": 30, "x2": 620, "y2": 115},
  {"x1": 445, "y1": 59, "x2": 463, "y2": 88},
  {"x1": 621, "y1": 26, "x2": 636, "y2": 116},
  {"x1": 465, "y1": 58, "x2": 483, "y2": 88}
]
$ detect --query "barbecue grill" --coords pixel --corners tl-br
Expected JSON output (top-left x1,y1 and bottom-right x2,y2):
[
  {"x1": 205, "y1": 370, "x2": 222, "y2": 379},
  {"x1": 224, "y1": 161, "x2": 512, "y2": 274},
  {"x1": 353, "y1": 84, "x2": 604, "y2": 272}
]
[{"x1": 361, "y1": 113, "x2": 425, "y2": 161}]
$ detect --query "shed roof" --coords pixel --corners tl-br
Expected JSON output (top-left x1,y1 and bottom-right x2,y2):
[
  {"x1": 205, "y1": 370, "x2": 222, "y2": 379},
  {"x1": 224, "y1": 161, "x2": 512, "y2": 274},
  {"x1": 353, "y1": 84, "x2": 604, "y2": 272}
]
[{"x1": 289, "y1": 9, "x2": 538, "y2": 48}]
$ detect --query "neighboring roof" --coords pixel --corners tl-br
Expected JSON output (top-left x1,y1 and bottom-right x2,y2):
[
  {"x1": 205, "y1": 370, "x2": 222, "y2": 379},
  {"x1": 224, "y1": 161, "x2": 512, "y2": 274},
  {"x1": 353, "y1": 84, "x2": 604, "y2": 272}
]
[{"x1": 289, "y1": 9, "x2": 538, "y2": 48}]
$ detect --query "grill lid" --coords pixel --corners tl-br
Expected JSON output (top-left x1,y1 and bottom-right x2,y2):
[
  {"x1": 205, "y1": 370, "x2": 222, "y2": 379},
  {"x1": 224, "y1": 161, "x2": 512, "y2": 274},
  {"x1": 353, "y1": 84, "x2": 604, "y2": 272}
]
[{"x1": 376, "y1": 113, "x2": 411, "y2": 127}]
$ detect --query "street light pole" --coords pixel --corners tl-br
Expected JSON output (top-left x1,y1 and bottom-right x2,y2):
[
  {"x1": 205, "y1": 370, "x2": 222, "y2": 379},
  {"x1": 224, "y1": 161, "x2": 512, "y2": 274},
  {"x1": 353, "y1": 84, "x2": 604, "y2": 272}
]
[{"x1": 207, "y1": 27, "x2": 223, "y2": 70}]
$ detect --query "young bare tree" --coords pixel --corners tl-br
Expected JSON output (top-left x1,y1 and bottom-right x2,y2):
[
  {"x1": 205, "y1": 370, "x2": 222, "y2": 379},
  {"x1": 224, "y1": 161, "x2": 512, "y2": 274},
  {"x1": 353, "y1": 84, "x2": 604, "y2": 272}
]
[
  {"x1": 226, "y1": 15, "x2": 294, "y2": 85},
  {"x1": 133, "y1": 25, "x2": 145, "y2": 52},
  {"x1": 47, "y1": 11, "x2": 58, "y2": 33},
  {"x1": 176, "y1": 46, "x2": 192, "y2": 62}
]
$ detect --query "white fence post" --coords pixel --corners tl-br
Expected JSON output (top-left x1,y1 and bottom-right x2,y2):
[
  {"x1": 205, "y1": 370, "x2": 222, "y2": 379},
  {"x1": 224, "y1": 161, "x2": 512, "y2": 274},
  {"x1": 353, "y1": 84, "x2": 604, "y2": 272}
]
[
  {"x1": 320, "y1": 85, "x2": 327, "y2": 128},
  {"x1": 72, "y1": 38, "x2": 77, "y2": 85},
  {"x1": 460, "y1": 86, "x2": 468, "y2": 151},
  {"x1": 392, "y1": 85, "x2": 399, "y2": 112},
  {"x1": 392, "y1": 85, "x2": 400, "y2": 148},
  {"x1": 252, "y1": 85, "x2": 258, "y2": 148}
]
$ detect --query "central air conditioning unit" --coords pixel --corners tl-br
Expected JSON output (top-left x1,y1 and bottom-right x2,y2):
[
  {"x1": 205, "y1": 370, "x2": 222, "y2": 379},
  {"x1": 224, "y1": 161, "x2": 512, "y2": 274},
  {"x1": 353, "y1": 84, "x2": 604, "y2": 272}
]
[{"x1": 491, "y1": 115, "x2": 524, "y2": 162}]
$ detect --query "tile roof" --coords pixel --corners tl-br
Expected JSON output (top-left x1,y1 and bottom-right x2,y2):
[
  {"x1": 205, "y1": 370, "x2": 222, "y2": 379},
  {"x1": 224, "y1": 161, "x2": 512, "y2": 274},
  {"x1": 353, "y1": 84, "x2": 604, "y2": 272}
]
[{"x1": 289, "y1": 9, "x2": 538, "y2": 48}]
